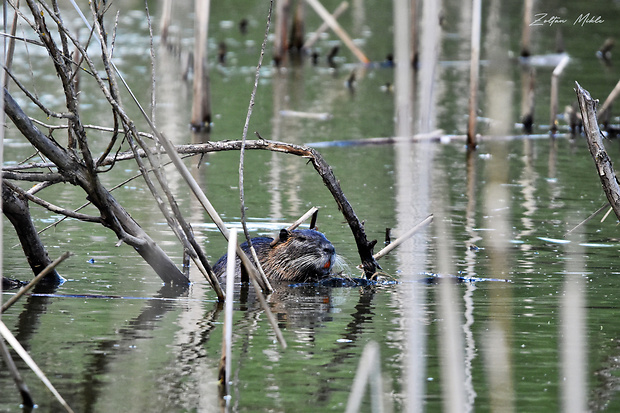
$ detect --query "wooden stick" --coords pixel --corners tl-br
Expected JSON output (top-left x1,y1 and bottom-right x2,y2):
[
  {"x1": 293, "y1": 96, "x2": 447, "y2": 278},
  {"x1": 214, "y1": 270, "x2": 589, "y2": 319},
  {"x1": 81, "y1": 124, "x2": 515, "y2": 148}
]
[
  {"x1": 159, "y1": 0, "x2": 173, "y2": 44},
  {"x1": 1, "y1": 252, "x2": 71, "y2": 313},
  {"x1": 305, "y1": 0, "x2": 369, "y2": 64},
  {"x1": 521, "y1": 0, "x2": 533, "y2": 57},
  {"x1": 373, "y1": 214, "x2": 433, "y2": 260},
  {"x1": 0, "y1": 321, "x2": 75, "y2": 413},
  {"x1": 575, "y1": 82, "x2": 620, "y2": 221},
  {"x1": 550, "y1": 54, "x2": 570, "y2": 133},
  {"x1": 599, "y1": 78, "x2": 620, "y2": 119},
  {"x1": 467, "y1": 0, "x2": 482, "y2": 148},
  {"x1": 302, "y1": 1, "x2": 348, "y2": 50},
  {"x1": 273, "y1": 0, "x2": 289, "y2": 65},
  {"x1": 288, "y1": 206, "x2": 319, "y2": 231}
]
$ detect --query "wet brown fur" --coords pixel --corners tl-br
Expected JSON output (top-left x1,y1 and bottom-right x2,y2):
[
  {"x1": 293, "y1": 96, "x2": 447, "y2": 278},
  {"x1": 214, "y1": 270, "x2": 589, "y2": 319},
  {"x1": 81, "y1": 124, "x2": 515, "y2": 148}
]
[{"x1": 213, "y1": 229, "x2": 336, "y2": 282}]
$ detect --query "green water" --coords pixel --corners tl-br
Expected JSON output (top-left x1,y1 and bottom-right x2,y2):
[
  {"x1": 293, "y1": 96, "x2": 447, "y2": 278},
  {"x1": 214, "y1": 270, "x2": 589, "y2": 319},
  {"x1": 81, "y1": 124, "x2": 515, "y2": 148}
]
[{"x1": 2, "y1": 1, "x2": 620, "y2": 412}]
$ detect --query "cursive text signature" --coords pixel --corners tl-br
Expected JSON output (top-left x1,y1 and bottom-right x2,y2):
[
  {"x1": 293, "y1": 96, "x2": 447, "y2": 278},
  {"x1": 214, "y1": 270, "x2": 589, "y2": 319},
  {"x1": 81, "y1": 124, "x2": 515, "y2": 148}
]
[{"x1": 530, "y1": 12, "x2": 604, "y2": 27}]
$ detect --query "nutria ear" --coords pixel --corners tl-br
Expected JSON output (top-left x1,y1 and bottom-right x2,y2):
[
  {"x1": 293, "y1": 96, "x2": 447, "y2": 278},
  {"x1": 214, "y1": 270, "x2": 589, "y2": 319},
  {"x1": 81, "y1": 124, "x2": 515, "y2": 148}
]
[
  {"x1": 278, "y1": 229, "x2": 290, "y2": 242},
  {"x1": 270, "y1": 228, "x2": 290, "y2": 247}
]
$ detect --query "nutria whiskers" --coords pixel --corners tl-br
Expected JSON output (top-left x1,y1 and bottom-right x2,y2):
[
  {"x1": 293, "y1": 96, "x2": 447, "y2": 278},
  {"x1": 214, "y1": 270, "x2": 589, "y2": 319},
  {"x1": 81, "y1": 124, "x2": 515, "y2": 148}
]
[{"x1": 213, "y1": 228, "x2": 336, "y2": 282}]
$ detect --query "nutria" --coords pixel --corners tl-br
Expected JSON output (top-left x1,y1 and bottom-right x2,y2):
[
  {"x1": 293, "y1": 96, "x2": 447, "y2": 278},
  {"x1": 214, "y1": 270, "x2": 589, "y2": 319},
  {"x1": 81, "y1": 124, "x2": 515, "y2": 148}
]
[{"x1": 213, "y1": 228, "x2": 336, "y2": 282}]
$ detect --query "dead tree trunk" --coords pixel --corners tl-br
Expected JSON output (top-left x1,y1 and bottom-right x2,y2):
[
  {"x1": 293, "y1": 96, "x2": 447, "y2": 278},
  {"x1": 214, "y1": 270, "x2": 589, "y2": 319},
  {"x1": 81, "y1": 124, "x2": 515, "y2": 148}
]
[
  {"x1": 2, "y1": 184, "x2": 61, "y2": 284},
  {"x1": 3, "y1": 88, "x2": 189, "y2": 285},
  {"x1": 575, "y1": 81, "x2": 620, "y2": 221}
]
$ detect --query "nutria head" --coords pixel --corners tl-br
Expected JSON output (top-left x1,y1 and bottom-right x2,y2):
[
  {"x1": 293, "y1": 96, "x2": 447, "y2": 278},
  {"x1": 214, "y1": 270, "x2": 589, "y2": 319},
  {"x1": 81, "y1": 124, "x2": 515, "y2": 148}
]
[{"x1": 261, "y1": 228, "x2": 336, "y2": 282}]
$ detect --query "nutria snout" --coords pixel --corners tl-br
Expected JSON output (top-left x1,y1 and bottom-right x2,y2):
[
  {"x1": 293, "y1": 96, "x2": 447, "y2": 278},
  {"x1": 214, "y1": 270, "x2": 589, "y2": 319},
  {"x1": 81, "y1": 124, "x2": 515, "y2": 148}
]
[{"x1": 213, "y1": 228, "x2": 336, "y2": 282}]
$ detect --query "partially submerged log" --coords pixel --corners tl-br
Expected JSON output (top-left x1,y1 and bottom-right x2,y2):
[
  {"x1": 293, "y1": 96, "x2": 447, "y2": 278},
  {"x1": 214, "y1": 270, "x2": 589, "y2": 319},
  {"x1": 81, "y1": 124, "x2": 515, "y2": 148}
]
[
  {"x1": 575, "y1": 82, "x2": 620, "y2": 222},
  {"x1": 2, "y1": 183, "x2": 62, "y2": 284}
]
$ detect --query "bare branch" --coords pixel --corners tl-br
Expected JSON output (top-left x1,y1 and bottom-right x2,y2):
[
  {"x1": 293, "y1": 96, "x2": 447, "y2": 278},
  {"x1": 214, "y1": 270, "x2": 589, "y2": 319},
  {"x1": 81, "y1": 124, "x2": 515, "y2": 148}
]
[{"x1": 4, "y1": 181, "x2": 102, "y2": 222}]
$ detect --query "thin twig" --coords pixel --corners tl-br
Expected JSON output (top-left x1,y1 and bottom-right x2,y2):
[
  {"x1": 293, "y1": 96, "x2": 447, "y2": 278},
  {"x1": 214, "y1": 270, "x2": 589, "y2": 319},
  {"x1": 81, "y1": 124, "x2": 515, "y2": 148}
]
[
  {"x1": 4, "y1": 181, "x2": 102, "y2": 223},
  {"x1": 239, "y1": 0, "x2": 274, "y2": 289},
  {"x1": 565, "y1": 202, "x2": 608, "y2": 236}
]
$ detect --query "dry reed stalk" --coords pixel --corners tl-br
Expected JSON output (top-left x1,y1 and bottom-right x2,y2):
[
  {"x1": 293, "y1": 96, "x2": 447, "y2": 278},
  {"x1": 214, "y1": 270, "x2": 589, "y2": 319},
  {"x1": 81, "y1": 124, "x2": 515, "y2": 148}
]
[
  {"x1": 520, "y1": 67, "x2": 536, "y2": 133},
  {"x1": 190, "y1": 0, "x2": 211, "y2": 130},
  {"x1": 290, "y1": 0, "x2": 305, "y2": 51},
  {"x1": 159, "y1": 0, "x2": 173, "y2": 44},
  {"x1": 394, "y1": 0, "x2": 413, "y2": 138},
  {"x1": 467, "y1": 0, "x2": 482, "y2": 148},
  {"x1": 549, "y1": 54, "x2": 570, "y2": 133},
  {"x1": 305, "y1": 0, "x2": 369, "y2": 64},
  {"x1": 1, "y1": 252, "x2": 71, "y2": 313},
  {"x1": 287, "y1": 206, "x2": 319, "y2": 230},
  {"x1": 410, "y1": 0, "x2": 418, "y2": 68},
  {"x1": 219, "y1": 229, "x2": 237, "y2": 398},
  {"x1": 273, "y1": 0, "x2": 289, "y2": 64},
  {"x1": 416, "y1": 0, "x2": 441, "y2": 133},
  {"x1": 345, "y1": 341, "x2": 384, "y2": 413},
  {"x1": 521, "y1": 0, "x2": 533, "y2": 57},
  {"x1": 0, "y1": 321, "x2": 75, "y2": 412},
  {"x1": 302, "y1": 1, "x2": 348, "y2": 50},
  {"x1": 373, "y1": 214, "x2": 433, "y2": 261}
]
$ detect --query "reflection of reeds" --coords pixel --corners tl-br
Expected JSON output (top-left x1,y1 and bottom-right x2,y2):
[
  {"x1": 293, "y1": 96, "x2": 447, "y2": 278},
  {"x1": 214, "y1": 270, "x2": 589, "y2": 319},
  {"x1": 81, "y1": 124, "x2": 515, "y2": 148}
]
[
  {"x1": 483, "y1": 1, "x2": 515, "y2": 411},
  {"x1": 561, "y1": 227, "x2": 587, "y2": 413},
  {"x1": 434, "y1": 185, "x2": 467, "y2": 413}
]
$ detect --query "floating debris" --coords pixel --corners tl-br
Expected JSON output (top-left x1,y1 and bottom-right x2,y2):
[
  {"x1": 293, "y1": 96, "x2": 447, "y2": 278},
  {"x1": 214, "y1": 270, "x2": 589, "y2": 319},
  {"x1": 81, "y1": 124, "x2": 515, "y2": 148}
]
[{"x1": 279, "y1": 110, "x2": 332, "y2": 120}]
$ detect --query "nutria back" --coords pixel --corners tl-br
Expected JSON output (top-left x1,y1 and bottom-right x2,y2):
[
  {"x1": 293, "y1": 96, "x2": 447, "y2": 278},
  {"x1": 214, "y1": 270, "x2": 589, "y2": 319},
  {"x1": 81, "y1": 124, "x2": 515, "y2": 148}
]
[{"x1": 213, "y1": 229, "x2": 336, "y2": 282}]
